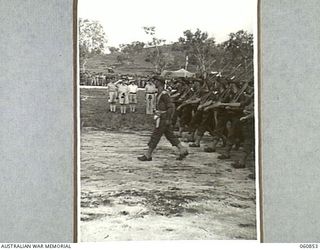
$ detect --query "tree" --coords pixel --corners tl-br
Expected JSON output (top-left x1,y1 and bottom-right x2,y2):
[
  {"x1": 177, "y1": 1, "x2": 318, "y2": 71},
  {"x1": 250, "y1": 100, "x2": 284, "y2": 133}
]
[
  {"x1": 79, "y1": 18, "x2": 108, "y2": 71},
  {"x1": 222, "y1": 30, "x2": 254, "y2": 79},
  {"x1": 120, "y1": 41, "x2": 145, "y2": 55},
  {"x1": 143, "y1": 26, "x2": 170, "y2": 73},
  {"x1": 108, "y1": 41, "x2": 146, "y2": 65},
  {"x1": 108, "y1": 46, "x2": 119, "y2": 54},
  {"x1": 176, "y1": 29, "x2": 217, "y2": 77}
]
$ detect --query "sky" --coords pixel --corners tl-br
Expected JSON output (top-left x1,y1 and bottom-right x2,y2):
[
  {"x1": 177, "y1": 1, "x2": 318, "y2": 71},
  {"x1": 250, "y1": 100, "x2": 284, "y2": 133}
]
[{"x1": 79, "y1": 0, "x2": 257, "y2": 47}]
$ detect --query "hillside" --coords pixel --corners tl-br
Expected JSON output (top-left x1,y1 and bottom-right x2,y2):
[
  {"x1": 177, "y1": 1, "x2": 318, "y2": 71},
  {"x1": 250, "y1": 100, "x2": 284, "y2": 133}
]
[
  {"x1": 84, "y1": 45, "x2": 197, "y2": 76},
  {"x1": 83, "y1": 44, "x2": 253, "y2": 82}
]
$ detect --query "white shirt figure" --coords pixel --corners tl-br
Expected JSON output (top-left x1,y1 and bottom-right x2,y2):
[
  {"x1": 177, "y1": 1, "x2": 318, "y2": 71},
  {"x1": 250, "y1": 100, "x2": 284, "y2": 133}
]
[
  {"x1": 145, "y1": 82, "x2": 157, "y2": 114},
  {"x1": 128, "y1": 82, "x2": 138, "y2": 112},
  {"x1": 145, "y1": 82, "x2": 157, "y2": 93},
  {"x1": 118, "y1": 83, "x2": 129, "y2": 105},
  {"x1": 128, "y1": 83, "x2": 138, "y2": 93}
]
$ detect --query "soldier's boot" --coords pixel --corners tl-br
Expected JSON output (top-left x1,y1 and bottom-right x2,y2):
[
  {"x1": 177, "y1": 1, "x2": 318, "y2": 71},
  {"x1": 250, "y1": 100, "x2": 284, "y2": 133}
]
[
  {"x1": 234, "y1": 138, "x2": 241, "y2": 151},
  {"x1": 189, "y1": 134, "x2": 201, "y2": 147},
  {"x1": 183, "y1": 132, "x2": 195, "y2": 142},
  {"x1": 188, "y1": 132, "x2": 195, "y2": 142},
  {"x1": 204, "y1": 139, "x2": 218, "y2": 153},
  {"x1": 231, "y1": 151, "x2": 248, "y2": 169},
  {"x1": 218, "y1": 141, "x2": 232, "y2": 159},
  {"x1": 137, "y1": 155, "x2": 152, "y2": 161},
  {"x1": 176, "y1": 143, "x2": 189, "y2": 160},
  {"x1": 221, "y1": 137, "x2": 227, "y2": 147},
  {"x1": 138, "y1": 147, "x2": 154, "y2": 161}
]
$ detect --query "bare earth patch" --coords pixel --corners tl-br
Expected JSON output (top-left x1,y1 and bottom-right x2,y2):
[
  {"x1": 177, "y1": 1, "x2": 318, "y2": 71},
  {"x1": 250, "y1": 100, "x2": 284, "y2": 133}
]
[{"x1": 80, "y1": 128, "x2": 256, "y2": 241}]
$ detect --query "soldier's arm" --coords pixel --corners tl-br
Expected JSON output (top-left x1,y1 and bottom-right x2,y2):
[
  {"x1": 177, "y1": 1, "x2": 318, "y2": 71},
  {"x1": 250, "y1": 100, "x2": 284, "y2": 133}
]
[
  {"x1": 170, "y1": 92, "x2": 181, "y2": 98},
  {"x1": 203, "y1": 101, "x2": 221, "y2": 111},
  {"x1": 163, "y1": 94, "x2": 175, "y2": 121},
  {"x1": 197, "y1": 100, "x2": 213, "y2": 110},
  {"x1": 240, "y1": 112, "x2": 254, "y2": 121},
  {"x1": 187, "y1": 97, "x2": 201, "y2": 104}
]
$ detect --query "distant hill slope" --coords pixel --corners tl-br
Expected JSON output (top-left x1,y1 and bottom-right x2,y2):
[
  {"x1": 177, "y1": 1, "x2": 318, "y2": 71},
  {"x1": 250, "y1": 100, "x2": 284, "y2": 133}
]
[
  {"x1": 84, "y1": 45, "x2": 196, "y2": 76},
  {"x1": 83, "y1": 44, "x2": 253, "y2": 81}
]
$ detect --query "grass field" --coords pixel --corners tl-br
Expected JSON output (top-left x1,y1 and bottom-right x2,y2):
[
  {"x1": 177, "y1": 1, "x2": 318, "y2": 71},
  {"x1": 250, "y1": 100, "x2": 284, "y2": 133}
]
[{"x1": 80, "y1": 87, "x2": 154, "y2": 130}]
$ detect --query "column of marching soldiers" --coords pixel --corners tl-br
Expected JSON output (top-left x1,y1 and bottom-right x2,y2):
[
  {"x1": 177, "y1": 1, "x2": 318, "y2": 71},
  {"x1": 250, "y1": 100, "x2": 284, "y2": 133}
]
[
  {"x1": 82, "y1": 73, "x2": 255, "y2": 177},
  {"x1": 168, "y1": 76, "x2": 254, "y2": 176}
]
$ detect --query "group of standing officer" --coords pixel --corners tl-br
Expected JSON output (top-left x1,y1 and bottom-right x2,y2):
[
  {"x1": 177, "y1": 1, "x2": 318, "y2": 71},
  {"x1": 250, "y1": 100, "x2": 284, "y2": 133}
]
[
  {"x1": 107, "y1": 79, "x2": 138, "y2": 114},
  {"x1": 106, "y1": 79, "x2": 157, "y2": 114}
]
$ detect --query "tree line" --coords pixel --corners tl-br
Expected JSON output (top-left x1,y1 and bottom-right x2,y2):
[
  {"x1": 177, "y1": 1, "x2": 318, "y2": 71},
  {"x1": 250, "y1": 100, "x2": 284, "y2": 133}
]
[{"x1": 79, "y1": 18, "x2": 253, "y2": 80}]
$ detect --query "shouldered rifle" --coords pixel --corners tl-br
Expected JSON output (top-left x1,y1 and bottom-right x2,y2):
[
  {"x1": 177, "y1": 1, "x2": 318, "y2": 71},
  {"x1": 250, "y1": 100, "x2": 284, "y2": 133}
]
[
  {"x1": 204, "y1": 101, "x2": 241, "y2": 111},
  {"x1": 198, "y1": 100, "x2": 213, "y2": 110},
  {"x1": 176, "y1": 98, "x2": 201, "y2": 111},
  {"x1": 232, "y1": 82, "x2": 248, "y2": 102}
]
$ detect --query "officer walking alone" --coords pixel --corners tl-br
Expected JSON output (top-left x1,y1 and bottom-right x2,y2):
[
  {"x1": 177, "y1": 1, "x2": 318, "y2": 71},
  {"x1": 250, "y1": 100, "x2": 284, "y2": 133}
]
[{"x1": 138, "y1": 77, "x2": 188, "y2": 161}]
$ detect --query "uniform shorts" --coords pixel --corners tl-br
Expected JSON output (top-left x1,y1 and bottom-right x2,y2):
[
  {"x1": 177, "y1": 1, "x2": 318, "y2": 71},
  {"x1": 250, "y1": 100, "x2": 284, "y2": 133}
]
[
  {"x1": 129, "y1": 93, "x2": 137, "y2": 104},
  {"x1": 119, "y1": 93, "x2": 129, "y2": 105},
  {"x1": 109, "y1": 91, "x2": 117, "y2": 103}
]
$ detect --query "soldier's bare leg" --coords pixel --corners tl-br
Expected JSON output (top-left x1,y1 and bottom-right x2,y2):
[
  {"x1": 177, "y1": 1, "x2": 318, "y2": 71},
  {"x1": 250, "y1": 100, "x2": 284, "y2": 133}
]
[
  {"x1": 232, "y1": 120, "x2": 254, "y2": 169},
  {"x1": 218, "y1": 140, "x2": 233, "y2": 159},
  {"x1": 178, "y1": 126, "x2": 183, "y2": 138},
  {"x1": 189, "y1": 133, "x2": 202, "y2": 147},
  {"x1": 187, "y1": 131, "x2": 195, "y2": 142}
]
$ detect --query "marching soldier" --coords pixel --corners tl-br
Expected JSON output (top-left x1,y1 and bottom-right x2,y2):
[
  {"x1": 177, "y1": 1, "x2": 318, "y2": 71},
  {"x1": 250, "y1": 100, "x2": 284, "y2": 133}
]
[
  {"x1": 138, "y1": 77, "x2": 188, "y2": 161},
  {"x1": 189, "y1": 81, "x2": 219, "y2": 147},
  {"x1": 202, "y1": 78, "x2": 234, "y2": 152},
  {"x1": 216, "y1": 81, "x2": 251, "y2": 159},
  {"x1": 231, "y1": 98, "x2": 254, "y2": 170},
  {"x1": 175, "y1": 79, "x2": 202, "y2": 140},
  {"x1": 171, "y1": 79, "x2": 193, "y2": 137}
]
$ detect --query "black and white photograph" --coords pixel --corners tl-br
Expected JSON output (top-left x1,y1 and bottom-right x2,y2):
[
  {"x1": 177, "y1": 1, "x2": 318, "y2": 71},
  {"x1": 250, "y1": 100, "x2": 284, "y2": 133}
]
[{"x1": 79, "y1": 0, "x2": 258, "y2": 241}]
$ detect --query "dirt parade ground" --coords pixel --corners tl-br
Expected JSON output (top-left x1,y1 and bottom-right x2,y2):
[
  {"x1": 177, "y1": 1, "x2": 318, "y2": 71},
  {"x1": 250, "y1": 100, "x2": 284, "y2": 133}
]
[{"x1": 80, "y1": 127, "x2": 257, "y2": 241}]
